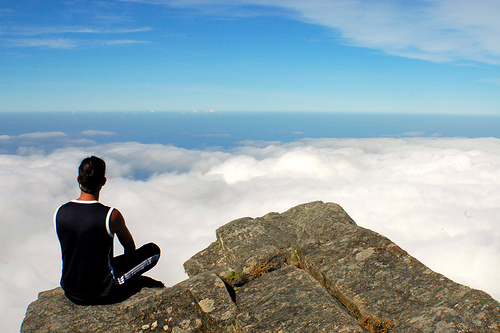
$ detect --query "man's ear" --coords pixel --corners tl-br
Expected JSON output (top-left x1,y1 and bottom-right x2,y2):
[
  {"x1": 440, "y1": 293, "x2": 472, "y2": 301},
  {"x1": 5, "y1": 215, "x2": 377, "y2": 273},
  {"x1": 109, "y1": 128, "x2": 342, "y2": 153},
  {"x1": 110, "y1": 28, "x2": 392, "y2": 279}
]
[
  {"x1": 77, "y1": 176, "x2": 80, "y2": 184},
  {"x1": 102, "y1": 177, "x2": 107, "y2": 187}
]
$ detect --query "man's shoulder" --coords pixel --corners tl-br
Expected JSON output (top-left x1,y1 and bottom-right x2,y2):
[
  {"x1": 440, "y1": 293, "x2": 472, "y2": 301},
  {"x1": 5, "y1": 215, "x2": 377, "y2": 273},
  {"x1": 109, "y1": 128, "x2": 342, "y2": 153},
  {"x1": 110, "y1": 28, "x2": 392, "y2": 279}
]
[
  {"x1": 57, "y1": 201, "x2": 112, "y2": 212},
  {"x1": 64, "y1": 200, "x2": 111, "y2": 206},
  {"x1": 55, "y1": 201, "x2": 72, "y2": 212}
]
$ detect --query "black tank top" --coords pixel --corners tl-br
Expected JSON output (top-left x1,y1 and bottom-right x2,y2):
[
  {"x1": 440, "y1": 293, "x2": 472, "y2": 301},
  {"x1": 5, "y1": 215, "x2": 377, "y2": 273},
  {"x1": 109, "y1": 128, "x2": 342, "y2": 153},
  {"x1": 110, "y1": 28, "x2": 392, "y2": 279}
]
[{"x1": 55, "y1": 200, "x2": 115, "y2": 300}]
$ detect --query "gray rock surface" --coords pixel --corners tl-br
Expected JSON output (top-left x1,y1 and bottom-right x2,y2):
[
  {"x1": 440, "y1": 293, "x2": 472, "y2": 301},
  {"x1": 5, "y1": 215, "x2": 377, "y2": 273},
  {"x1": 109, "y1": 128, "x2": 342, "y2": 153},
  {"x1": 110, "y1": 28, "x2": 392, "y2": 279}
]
[
  {"x1": 235, "y1": 266, "x2": 366, "y2": 332},
  {"x1": 22, "y1": 201, "x2": 500, "y2": 332},
  {"x1": 21, "y1": 283, "x2": 219, "y2": 333}
]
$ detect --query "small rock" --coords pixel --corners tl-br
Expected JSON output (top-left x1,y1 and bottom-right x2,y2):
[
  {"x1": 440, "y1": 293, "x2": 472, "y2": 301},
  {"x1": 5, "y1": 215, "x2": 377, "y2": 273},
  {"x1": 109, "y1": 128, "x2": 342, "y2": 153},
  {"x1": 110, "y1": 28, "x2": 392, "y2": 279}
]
[
  {"x1": 355, "y1": 247, "x2": 375, "y2": 261},
  {"x1": 179, "y1": 319, "x2": 190, "y2": 329},
  {"x1": 172, "y1": 327, "x2": 187, "y2": 333},
  {"x1": 194, "y1": 318, "x2": 202, "y2": 328},
  {"x1": 198, "y1": 298, "x2": 215, "y2": 313}
]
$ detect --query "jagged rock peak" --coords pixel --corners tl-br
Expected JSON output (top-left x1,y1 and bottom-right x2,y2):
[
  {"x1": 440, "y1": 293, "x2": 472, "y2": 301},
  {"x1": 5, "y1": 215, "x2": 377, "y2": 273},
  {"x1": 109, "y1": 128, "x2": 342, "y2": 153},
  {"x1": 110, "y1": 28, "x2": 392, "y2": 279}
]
[{"x1": 22, "y1": 201, "x2": 500, "y2": 332}]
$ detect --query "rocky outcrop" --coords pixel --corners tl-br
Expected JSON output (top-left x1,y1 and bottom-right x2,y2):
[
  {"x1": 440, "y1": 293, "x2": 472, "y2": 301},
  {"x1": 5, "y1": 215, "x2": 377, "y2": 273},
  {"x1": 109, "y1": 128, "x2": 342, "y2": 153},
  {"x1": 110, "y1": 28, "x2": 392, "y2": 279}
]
[{"x1": 22, "y1": 201, "x2": 500, "y2": 332}]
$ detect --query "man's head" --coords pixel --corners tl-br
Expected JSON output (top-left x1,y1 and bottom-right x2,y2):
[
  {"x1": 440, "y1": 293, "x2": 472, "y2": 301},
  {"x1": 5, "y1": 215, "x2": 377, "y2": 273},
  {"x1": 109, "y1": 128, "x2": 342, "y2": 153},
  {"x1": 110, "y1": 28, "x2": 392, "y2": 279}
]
[{"x1": 78, "y1": 156, "x2": 106, "y2": 194}]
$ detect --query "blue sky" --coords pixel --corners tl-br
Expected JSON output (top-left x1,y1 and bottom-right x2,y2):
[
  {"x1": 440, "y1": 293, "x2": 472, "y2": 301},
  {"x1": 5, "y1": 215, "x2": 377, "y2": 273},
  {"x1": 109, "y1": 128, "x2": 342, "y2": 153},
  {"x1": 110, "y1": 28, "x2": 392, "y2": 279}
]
[{"x1": 1, "y1": 0, "x2": 500, "y2": 114}]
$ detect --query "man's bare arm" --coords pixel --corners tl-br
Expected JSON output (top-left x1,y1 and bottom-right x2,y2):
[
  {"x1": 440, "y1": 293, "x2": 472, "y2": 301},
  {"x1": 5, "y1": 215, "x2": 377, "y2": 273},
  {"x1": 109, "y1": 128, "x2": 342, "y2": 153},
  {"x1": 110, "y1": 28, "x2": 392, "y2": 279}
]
[{"x1": 110, "y1": 209, "x2": 136, "y2": 253}]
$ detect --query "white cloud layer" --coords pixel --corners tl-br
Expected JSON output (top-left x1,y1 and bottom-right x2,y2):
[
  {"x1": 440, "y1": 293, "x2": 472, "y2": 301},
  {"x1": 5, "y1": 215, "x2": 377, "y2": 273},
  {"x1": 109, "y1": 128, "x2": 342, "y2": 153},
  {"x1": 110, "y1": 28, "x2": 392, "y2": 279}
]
[{"x1": 2, "y1": 137, "x2": 500, "y2": 331}]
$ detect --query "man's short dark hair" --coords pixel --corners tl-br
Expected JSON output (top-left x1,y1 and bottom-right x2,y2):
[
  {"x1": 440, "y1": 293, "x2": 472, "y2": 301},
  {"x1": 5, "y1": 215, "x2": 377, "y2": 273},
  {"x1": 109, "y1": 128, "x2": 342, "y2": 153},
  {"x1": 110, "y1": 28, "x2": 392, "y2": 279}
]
[{"x1": 78, "y1": 156, "x2": 106, "y2": 193}]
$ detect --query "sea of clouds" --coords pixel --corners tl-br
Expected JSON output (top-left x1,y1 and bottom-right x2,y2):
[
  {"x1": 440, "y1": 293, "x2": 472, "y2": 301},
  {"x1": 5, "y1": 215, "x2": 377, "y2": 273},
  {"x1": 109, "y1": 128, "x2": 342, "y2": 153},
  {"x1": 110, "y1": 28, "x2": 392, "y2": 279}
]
[{"x1": 2, "y1": 135, "x2": 500, "y2": 331}]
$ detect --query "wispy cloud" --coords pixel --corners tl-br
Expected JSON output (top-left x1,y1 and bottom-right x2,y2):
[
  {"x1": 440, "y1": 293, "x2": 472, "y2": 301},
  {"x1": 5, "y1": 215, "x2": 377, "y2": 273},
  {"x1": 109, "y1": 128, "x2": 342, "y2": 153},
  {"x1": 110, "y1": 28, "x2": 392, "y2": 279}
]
[
  {"x1": 5, "y1": 0, "x2": 500, "y2": 64},
  {"x1": 139, "y1": 0, "x2": 500, "y2": 65},
  {"x1": 292, "y1": 0, "x2": 500, "y2": 65},
  {"x1": 285, "y1": 0, "x2": 500, "y2": 65},
  {"x1": 18, "y1": 132, "x2": 68, "y2": 139},
  {"x1": 0, "y1": 8, "x2": 14, "y2": 16},
  {"x1": 102, "y1": 39, "x2": 152, "y2": 46},
  {"x1": 6, "y1": 26, "x2": 152, "y2": 36},
  {"x1": 3, "y1": 31, "x2": 151, "y2": 49},
  {"x1": 80, "y1": 130, "x2": 117, "y2": 137},
  {"x1": 479, "y1": 77, "x2": 500, "y2": 86},
  {"x1": 1, "y1": 8, "x2": 152, "y2": 49},
  {"x1": 192, "y1": 133, "x2": 231, "y2": 138},
  {"x1": 5, "y1": 37, "x2": 152, "y2": 49},
  {"x1": 5, "y1": 38, "x2": 79, "y2": 49}
]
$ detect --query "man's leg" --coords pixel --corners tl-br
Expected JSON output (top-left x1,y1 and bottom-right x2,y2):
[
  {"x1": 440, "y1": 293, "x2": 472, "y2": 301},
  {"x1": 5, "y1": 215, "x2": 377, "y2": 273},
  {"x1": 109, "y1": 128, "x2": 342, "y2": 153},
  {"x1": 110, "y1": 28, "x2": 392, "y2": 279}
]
[
  {"x1": 65, "y1": 244, "x2": 161, "y2": 305},
  {"x1": 110, "y1": 243, "x2": 161, "y2": 285}
]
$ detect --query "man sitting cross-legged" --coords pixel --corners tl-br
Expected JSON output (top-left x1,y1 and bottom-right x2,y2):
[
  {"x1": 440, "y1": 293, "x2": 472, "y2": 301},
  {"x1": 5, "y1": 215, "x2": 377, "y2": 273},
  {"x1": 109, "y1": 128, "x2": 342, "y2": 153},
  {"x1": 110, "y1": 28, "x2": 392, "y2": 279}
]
[{"x1": 55, "y1": 156, "x2": 163, "y2": 305}]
